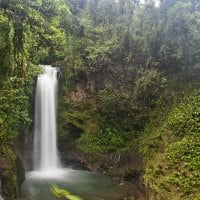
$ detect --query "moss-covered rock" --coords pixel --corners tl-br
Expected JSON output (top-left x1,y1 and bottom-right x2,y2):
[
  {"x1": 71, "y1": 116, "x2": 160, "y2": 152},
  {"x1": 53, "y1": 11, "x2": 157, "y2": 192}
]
[{"x1": 0, "y1": 145, "x2": 25, "y2": 200}]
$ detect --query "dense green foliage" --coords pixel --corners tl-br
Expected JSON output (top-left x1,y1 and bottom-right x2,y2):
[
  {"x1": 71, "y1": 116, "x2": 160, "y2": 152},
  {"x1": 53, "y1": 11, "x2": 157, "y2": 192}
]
[
  {"x1": 144, "y1": 92, "x2": 200, "y2": 199},
  {"x1": 57, "y1": 1, "x2": 200, "y2": 199},
  {"x1": 0, "y1": 0, "x2": 199, "y2": 199},
  {"x1": 0, "y1": 0, "x2": 71, "y2": 142},
  {"x1": 0, "y1": 65, "x2": 42, "y2": 143},
  {"x1": 0, "y1": 0, "x2": 71, "y2": 198}
]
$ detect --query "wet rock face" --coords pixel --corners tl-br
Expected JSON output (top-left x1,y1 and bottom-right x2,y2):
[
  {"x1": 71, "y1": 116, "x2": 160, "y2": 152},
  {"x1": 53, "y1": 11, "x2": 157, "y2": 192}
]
[
  {"x1": 0, "y1": 155, "x2": 12, "y2": 196},
  {"x1": 0, "y1": 156, "x2": 12, "y2": 179},
  {"x1": 15, "y1": 156, "x2": 25, "y2": 190},
  {"x1": 0, "y1": 147, "x2": 25, "y2": 200},
  {"x1": 62, "y1": 151, "x2": 93, "y2": 171},
  {"x1": 123, "y1": 168, "x2": 141, "y2": 182}
]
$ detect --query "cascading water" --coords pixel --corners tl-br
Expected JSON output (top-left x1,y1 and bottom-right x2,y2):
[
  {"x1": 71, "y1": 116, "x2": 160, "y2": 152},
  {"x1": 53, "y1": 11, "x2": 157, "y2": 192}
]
[
  {"x1": 21, "y1": 65, "x2": 139, "y2": 199},
  {"x1": 33, "y1": 65, "x2": 59, "y2": 171}
]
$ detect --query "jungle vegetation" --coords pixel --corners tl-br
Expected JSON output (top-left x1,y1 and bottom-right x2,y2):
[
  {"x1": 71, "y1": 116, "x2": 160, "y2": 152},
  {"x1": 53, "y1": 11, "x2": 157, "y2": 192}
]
[{"x1": 0, "y1": 0, "x2": 199, "y2": 199}]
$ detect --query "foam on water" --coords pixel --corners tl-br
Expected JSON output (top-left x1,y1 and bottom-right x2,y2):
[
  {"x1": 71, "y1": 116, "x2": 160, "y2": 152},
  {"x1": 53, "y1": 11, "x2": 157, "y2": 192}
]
[{"x1": 27, "y1": 169, "x2": 69, "y2": 180}]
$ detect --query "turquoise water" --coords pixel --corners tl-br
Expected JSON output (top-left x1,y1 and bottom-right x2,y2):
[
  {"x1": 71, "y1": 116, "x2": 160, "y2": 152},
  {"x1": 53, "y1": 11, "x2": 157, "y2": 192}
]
[{"x1": 20, "y1": 168, "x2": 133, "y2": 200}]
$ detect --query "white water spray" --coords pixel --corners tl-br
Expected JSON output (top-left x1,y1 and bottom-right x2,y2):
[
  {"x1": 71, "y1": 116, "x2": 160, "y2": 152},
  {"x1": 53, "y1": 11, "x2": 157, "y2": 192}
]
[{"x1": 33, "y1": 65, "x2": 60, "y2": 171}]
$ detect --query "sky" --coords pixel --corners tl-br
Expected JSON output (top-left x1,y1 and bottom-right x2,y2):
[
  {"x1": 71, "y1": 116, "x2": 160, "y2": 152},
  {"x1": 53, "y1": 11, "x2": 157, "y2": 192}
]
[
  {"x1": 114, "y1": 0, "x2": 160, "y2": 7},
  {"x1": 140, "y1": 0, "x2": 160, "y2": 7}
]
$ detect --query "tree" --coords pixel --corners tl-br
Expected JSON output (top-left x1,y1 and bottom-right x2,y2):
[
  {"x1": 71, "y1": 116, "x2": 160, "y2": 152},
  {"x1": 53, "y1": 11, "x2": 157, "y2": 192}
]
[{"x1": 159, "y1": 1, "x2": 200, "y2": 77}]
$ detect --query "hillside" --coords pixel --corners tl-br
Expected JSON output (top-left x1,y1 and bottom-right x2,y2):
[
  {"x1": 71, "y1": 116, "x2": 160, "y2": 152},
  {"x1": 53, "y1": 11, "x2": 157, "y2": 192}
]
[{"x1": 0, "y1": 0, "x2": 199, "y2": 199}]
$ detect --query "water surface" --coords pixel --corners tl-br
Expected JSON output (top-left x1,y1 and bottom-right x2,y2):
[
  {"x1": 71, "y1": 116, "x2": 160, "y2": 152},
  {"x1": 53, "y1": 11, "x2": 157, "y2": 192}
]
[{"x1": 21, "y1": 168, "x2": 135, "y2": 200}]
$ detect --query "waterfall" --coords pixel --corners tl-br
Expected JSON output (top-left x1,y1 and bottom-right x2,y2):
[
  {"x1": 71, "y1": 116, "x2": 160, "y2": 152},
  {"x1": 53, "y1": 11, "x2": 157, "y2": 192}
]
[{"x1": 33, "y1": 65, "x2": 60, "y2": 171}]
